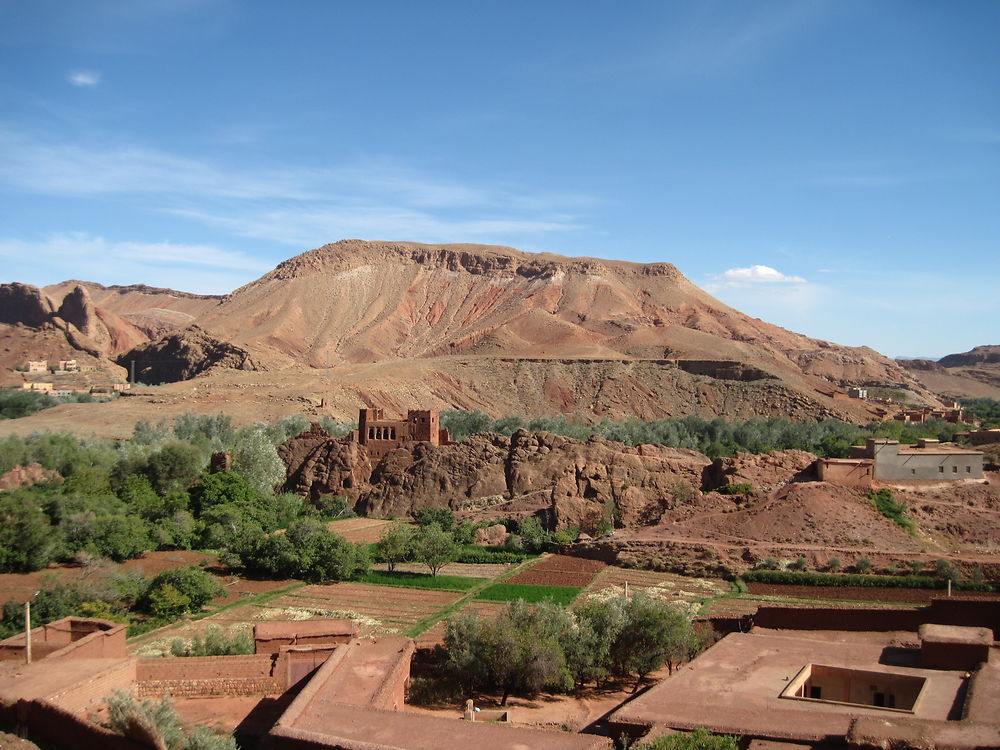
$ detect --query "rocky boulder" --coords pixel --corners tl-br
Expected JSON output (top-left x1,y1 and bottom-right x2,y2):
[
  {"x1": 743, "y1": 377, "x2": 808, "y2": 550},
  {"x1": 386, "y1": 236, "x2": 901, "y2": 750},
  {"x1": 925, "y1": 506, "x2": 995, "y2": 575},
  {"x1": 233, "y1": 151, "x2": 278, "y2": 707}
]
[
  {"x1": 118, "y1": 324, "x2": 262, "y2": 383},
  {"x1": 0, "y1": 463, "x2": 61, "y2": 490},
  {"x1": 474, "y1": 523, "x2": 509, "y2": 546},
  {"x1": 703, "y1": 449, "x2": 818, "y2": 492},
  {"x1": 0, "y1": 283, "x2": 55, "y2": 327}
]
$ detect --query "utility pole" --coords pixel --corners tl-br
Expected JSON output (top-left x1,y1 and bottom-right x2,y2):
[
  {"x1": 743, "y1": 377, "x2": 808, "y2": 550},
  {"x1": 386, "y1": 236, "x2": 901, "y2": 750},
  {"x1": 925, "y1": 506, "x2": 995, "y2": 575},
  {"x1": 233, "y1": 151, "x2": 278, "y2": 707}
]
[
  {"x1": 24, "y1": 600, "x2": 31, "y2": 665},
  {"x1": 130, "y1": 360, "x2": 135, "y2": 385}
]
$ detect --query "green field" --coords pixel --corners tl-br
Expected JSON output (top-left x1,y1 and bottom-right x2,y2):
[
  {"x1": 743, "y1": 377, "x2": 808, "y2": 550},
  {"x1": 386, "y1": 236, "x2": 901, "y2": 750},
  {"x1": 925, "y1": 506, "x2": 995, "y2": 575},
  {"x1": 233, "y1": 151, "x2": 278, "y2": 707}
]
[
  {"x1": 362, "y1": 570, "x2": 487, "y2": 592},
  {"x1": 475, "y1": 583, "x2": 581, "y2": 605}
]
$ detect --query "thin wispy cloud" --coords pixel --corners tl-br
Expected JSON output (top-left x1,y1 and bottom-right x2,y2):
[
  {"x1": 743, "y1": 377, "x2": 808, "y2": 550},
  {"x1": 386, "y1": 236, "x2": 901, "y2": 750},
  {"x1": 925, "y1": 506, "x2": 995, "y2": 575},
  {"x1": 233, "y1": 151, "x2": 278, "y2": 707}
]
[
  {"x1": 0, "y1": 127, "x2": 591, "y2": 247},
  {"x1": 708, "y1": 265, "x2": 806, "y2": 289},
  {"x1": 68, "y1": 70, "x2": 101, "y2": 87},
  {"x1": 0, "y1": 233, "x2": 269, "y2": 294}
]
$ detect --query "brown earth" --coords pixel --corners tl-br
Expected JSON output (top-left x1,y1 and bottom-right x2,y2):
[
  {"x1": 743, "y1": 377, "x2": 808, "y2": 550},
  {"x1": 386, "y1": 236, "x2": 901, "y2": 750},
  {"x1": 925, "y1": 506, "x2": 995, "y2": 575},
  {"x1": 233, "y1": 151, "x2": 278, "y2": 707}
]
[
  {"x1": 898, "y1": 345, "x2": 1000, "y2": 400},
  {"x1": 0, "y1": 462, "x2": 60, "y2": 490},
  {"x1": 1, "y1": 240, "x2": 946, "y2": 435}
]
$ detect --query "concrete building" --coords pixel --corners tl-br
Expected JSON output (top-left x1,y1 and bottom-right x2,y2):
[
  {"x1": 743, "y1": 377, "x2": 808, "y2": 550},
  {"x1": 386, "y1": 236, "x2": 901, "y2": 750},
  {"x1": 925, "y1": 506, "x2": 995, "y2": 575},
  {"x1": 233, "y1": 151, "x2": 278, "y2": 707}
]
[
  {"x1": 852, "y1": 438, "x2": 984, "y2": 481},
  {"x1": 817, "y1": 438, "x2": 985, "y2": 485},
  {"x1": 26, "y1": 360, "x2": 47, "y2": 373}
]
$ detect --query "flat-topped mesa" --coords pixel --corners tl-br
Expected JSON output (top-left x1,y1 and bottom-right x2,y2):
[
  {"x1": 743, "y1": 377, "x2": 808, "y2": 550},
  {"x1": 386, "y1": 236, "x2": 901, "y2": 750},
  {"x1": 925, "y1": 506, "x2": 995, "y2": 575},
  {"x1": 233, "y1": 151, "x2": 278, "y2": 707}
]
[{"x1": 252, "y1": 239, "x2": 685, "y2": 286}]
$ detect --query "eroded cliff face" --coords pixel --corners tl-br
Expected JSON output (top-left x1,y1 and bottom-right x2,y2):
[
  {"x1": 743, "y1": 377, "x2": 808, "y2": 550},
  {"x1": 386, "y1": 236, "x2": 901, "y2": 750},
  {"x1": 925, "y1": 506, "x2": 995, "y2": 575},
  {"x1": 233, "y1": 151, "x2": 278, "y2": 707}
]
[{"x1": 279, "y1": 426, "x2": 711, "y2": 533}]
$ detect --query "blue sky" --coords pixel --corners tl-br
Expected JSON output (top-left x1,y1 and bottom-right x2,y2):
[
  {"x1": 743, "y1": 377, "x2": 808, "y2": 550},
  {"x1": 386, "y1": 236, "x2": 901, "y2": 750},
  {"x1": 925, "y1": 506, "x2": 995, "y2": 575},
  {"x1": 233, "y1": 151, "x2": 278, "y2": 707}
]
[{"x1": 0, "y1": 0, "x2": 997, "y2": 358}]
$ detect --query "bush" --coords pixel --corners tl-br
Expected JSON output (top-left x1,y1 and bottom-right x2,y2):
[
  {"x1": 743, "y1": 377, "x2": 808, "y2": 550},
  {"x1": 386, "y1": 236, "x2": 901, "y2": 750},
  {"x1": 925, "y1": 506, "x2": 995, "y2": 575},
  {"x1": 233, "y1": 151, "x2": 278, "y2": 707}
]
[
  {"x1": 170, "y1": 625, "x2": 253, "y2": 657},
  {"x1": 855, "y1": 556, "x2": 872, "y2": 574},
  {"x1": 742, "y1": 569, "x2": 993, "y2": 592},
  {"x1": 755, "y1": 557, "x2": 781, "y2": 571},
  {"x1": 103, "y1": 690, "x2": 236, "y2": 750},
  {"x1": 867, "y1": 489, "x2": 916, "y2": 535},
  {"x1": 716, "y1": 483, "x2": 754, "y2": 495},
  {"x1": 142, "y1": 565, "x2": 222, "y2": 617},
  {"x1": 637, "y1": 728, "x2": 739, "y2": 750},
  {"x1": 0, "y1": 493, "x2": 59, "y2": 572},
  {"x1": 827, "y1": 557, "x2": 841, "y2": 572}
]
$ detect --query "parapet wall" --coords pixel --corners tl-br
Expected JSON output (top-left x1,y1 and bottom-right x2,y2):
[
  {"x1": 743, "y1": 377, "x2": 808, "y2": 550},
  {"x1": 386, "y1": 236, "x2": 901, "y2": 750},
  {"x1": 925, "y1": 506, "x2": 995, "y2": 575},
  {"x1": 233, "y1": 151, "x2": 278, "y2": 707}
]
[
  {"x1": 7, "y1": 698, "x2": 148, "y2": 750},
  {"x1": 46, "y1": 658, "x2": 137, "y2": 716},
  {"x1": 753, "y1": 598, "x2": 1000, "y2": 637},
  {"x1": 0, "y1": 617, "x2": 126, "y2": 662}
]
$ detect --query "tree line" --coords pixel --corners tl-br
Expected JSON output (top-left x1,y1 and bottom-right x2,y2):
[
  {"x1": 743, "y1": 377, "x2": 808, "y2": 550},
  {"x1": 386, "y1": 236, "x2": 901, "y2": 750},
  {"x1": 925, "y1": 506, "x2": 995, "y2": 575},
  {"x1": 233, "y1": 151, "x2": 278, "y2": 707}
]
[{"x1": 441, "y1": 409, "x2": 975, "y2": 458}]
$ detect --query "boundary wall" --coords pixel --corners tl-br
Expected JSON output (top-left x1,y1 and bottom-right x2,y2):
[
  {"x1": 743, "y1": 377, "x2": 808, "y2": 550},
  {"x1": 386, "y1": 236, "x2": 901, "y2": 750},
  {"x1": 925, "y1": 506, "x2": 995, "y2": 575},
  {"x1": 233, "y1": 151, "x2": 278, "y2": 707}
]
[
  {"x1": 135, "y1": 654, "x2": 284, "y2": 698},
  {"x1": 751, "y1": 598, "x2": 1000, "y2": 637}
]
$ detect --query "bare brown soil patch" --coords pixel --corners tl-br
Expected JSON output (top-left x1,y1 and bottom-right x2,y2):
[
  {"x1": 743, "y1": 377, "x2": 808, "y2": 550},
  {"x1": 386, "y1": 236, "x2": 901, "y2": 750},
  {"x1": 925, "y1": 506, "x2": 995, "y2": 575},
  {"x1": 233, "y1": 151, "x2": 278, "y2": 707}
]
[
  {"x1": 326, "y1": 517, "x2": 395, "y2": 543},
  {"x1": 506, "y1": 554, "x2": 604, "y2": 587}
]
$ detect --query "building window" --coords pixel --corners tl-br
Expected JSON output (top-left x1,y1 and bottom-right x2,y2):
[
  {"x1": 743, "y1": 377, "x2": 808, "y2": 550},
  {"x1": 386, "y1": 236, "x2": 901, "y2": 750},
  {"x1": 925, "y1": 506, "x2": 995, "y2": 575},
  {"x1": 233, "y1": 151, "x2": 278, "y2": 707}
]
[
  {"x1": 939, "y1": 466, "x2": 944, "y2": 474},
  {"x1": 966, "y1": 466, "x2": 971, "y2": 473},
  {"x1": 911, "y1": 469, "x2": 916, "y2": 476},
  {"x1": 952, "y1": 466, "x2": 958, "y2": 473}
]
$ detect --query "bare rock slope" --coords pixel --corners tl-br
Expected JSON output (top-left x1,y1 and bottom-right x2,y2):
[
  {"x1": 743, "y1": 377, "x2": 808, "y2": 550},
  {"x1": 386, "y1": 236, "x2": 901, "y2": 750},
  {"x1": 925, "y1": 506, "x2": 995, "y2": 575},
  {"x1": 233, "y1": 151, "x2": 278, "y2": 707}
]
[{"x1": 898, "y1": 345, "x2": 1000, "y2": 399}]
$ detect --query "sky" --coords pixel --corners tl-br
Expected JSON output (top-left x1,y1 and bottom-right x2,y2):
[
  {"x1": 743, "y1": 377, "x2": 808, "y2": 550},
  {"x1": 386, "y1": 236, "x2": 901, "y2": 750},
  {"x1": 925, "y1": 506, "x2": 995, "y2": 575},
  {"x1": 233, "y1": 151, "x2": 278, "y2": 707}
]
[{"x1": 0, "y1": 0, "x2": 997, "y2": 358}]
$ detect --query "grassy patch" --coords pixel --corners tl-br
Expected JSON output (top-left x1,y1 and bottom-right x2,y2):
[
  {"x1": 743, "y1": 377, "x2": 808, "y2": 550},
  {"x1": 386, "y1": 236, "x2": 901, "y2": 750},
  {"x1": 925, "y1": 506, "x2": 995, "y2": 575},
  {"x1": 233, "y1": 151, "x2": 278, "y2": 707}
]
[
  {"x1": 363, "y1": 570, "x2": 487, "y2": 592},
  {"x1": 476, "y1": 583, "x2": 581, "y2": 605},
  {"x1": 867, "y1": 489, "x2": 917, "y2": 536}
]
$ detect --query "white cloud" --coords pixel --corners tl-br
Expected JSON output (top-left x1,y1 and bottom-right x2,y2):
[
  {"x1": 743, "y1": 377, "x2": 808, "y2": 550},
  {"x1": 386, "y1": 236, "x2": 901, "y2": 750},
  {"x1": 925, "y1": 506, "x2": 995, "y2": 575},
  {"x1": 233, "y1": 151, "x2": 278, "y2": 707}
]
[
  {"x1": 709, "y1": 265, "x2": 806, "y2": 288},
  {"x1": 0, "y1": 127, "x2": 590, "y2": 247},
  {"x1": 0, "y1": 233, "x2": 270, "y2": 294},
  {"x1": 68, "y1": 70, "x2": 101, "y2": 87}
]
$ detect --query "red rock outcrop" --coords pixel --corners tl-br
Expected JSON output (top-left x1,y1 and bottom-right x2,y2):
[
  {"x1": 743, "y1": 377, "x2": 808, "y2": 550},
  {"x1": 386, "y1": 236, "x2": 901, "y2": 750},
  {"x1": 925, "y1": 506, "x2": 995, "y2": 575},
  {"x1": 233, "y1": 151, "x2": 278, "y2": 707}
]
[
  {"x1": 280, "y1": 427, "x2": 711, "y2": 533},
  {"x1": 703, "y1": 449, "x2": 818, "y2": 492},
  {"x1": 0, "y1": 463, "x2": 61, "y2": 490}
]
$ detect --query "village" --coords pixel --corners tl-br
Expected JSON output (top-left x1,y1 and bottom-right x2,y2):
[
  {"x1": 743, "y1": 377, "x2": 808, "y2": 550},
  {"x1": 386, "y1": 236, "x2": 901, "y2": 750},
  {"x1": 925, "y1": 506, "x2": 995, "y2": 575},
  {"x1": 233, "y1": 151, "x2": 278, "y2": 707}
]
[{"x1": 0, "y1": 406, "x2": 998, "y2": 750}]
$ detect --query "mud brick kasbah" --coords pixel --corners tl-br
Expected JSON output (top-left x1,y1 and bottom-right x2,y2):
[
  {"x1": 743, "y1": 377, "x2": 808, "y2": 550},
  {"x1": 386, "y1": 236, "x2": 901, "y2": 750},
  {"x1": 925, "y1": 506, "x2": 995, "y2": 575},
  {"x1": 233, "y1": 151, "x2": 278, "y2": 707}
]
[{"x1": 2, "y1": 597, "x2": 1000, "y2": 749}]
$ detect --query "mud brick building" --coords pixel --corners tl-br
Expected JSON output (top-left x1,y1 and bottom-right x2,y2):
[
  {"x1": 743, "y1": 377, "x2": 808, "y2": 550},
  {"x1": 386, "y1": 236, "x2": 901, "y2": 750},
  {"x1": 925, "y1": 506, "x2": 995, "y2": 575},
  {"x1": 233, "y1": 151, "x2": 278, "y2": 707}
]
[{"x1": 356, "y1": 407, "x2": 450, "y2": 462}]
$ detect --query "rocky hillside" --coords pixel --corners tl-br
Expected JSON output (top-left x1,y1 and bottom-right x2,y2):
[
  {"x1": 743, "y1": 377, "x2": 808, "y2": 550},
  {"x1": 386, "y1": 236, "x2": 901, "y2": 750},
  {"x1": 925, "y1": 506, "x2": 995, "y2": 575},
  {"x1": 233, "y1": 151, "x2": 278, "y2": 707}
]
[
  {"x1": 0, "y1": 281, "x2": 221, "y2": 386},
  {"x1": 898, "y1": 345, "x2": 1000, "y2": 399},
  {"x1": 130, "y1": 239, "x2": 933, "y2": 422}
]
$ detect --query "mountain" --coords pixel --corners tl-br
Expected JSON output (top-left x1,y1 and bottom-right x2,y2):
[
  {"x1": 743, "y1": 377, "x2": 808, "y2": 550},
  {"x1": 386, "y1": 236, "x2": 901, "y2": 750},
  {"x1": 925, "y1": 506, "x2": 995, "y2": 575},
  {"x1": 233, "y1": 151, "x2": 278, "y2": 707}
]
[
  {"x1": 109, "y1": 240, "x2": 935, "y2": 425},
  {"x1": 0, "y1": 281, "x2": 221, "y2": 386},
  {"x1": 898, "y1": 345, "x2": 1000, "y2": 399}
]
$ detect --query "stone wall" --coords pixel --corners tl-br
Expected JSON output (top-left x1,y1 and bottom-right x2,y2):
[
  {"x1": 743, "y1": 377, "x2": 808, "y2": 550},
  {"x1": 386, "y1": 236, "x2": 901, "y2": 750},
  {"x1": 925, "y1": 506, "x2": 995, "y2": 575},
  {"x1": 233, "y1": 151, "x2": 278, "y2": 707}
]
[{"x1": 135, "y1": 654, "x2": 282, "y2": 698}]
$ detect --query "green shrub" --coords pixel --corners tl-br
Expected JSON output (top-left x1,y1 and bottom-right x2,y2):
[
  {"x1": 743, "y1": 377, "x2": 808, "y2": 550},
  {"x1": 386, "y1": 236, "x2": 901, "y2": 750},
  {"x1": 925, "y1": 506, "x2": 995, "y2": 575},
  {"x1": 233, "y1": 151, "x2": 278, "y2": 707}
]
[
  {"x1": 717, "y1": 483, "x2": 754, "y2": 495},
  {"x1": 637, "y1": 727, "x2": 740, "y2": 750},
  {"x1": 454, "y1": 545, "x2": 534, "y2": 564},
  {"x1": 170, "y1": 625, "x2": 253, "y2": 657},
  {"x1": 741, "y1": 569, "x2": 993, "y2": 591},
  {"x1": 866, "y1": 489, "x2": 916, "y2": 535}
]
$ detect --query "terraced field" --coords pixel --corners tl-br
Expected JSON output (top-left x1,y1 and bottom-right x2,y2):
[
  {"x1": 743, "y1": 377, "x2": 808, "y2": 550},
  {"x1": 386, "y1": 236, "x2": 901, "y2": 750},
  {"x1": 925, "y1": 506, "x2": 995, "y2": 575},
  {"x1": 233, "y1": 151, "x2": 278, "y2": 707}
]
[
  {"x1": 326, "y1": 517, "x2": 396, "y2": 543},
  {"x1": 505, "y1": 554, "x2": 605, "y2": 587}
]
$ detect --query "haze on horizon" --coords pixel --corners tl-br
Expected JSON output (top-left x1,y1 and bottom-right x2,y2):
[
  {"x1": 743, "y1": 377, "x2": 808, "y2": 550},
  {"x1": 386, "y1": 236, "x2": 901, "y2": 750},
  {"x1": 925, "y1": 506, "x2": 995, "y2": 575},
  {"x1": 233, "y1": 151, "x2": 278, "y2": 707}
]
[{"x1": 0, "y1": 0, "x2": 997, "y2": 359}]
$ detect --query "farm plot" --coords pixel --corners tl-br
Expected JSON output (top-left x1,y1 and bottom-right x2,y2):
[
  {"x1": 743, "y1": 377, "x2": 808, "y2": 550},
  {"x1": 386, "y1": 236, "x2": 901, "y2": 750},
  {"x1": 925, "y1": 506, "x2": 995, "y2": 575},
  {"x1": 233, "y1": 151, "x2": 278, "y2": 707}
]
[
  {"x1": 326, "y1": 517, "x2": 396, "y2": 543},
  {"x1": 263, "y1": 583, "x2": 464, "y2": 637},
  {"x1": 577, "y1": 567, "x2": 730, "y2": 617},
  {"x1": 505, "y1": 554, "x2": 605, "y2": 587}
]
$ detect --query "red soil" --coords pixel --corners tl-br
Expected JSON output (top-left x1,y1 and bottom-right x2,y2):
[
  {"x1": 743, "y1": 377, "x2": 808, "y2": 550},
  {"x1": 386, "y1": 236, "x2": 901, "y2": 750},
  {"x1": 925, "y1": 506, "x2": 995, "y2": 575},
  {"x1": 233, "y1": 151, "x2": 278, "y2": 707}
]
[
  {"x1": 746, "y1": 582, "x2": 1000, "y2": 604},
  {"x1": 505, "y1": 554, "x2": 605, "y2": 587}
]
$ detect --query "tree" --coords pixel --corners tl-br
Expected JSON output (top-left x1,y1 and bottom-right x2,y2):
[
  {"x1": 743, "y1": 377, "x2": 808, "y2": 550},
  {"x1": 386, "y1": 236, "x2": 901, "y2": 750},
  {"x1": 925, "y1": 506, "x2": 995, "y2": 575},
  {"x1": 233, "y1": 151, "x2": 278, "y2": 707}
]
[
  {"x1": 0, "y1": 492, "x2": 59, "y2": 572},
  {"x1": 414, "y1": 507, "x2": 454, "y2": 531},
  {"x1": 146, "y1": 441, "x2": 205, "y2": 493},
  {"x1": 91, "y1": 514, "x2": 150, "y2": 561},
  {"x1": 517, "y1": 516, "x2": 548, "y2": 553},
  {"x1": 231, "y1": 425, "x2": 286, "y2": 495},
  {"x1": 613, "y1": 592, "x2": 696, "y2": 688},
  {"x1": 376, "y1": 522, "x2": 415, "y2": 572},
  {"x1": 142, "y1": 565, "x2": 222, "y2": 616},
  {"x1": 411, "y1": 523, "x2": 457, "y2": 576}
]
